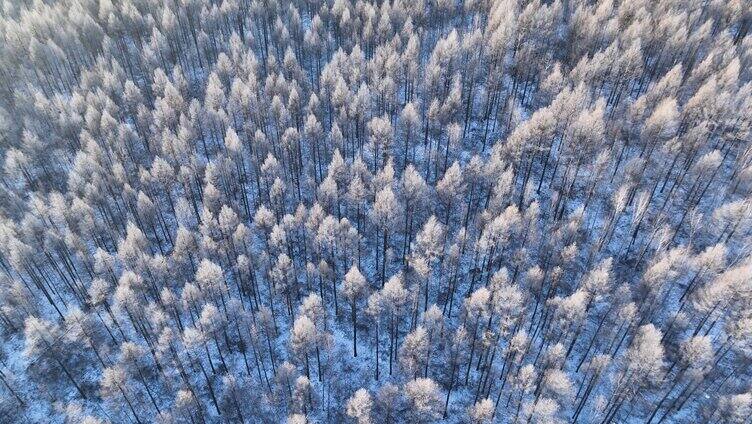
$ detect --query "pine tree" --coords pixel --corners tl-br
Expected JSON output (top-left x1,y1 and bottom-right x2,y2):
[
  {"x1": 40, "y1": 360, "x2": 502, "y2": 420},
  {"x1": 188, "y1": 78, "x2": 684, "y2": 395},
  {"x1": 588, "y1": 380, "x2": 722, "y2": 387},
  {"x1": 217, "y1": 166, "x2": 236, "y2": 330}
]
[
  {"x1": 404, "y1": 377, "x2": 443, "y2": 423},
  {"x1": 342, "y1": 265, "x2": 368, "y2": 357},
  {"x1": 346, "y1": 388, "x2": 373, "y2": 424},
  {"x1": 371, "y1": 186, "x2": 401, "y2": 288},
  {"x1": 398, "y1": 325, "x2": 428, "y2": 379}
]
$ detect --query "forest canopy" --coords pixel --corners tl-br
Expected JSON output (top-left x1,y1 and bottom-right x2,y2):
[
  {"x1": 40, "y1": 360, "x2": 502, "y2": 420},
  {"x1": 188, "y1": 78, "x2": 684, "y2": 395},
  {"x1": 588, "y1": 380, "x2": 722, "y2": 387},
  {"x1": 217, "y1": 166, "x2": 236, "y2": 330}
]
[{"x1": 0, "y1": 0, "x2": 751, "y2": 423}]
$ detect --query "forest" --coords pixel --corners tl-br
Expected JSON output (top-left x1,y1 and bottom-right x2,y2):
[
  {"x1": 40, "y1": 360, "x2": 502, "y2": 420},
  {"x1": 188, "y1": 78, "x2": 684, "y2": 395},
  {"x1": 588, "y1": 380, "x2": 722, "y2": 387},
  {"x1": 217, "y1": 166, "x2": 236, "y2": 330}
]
[{"x1": 0, "y1": 0, "x2": 751, "y2": 422}]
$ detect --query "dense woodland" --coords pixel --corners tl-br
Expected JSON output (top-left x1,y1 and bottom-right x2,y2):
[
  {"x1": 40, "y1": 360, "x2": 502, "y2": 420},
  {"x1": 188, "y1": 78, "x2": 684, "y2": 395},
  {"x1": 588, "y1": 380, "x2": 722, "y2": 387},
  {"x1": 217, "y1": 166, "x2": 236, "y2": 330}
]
[{"x1": 0, "y1": 0, "x2": 751, "y2": 422}]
